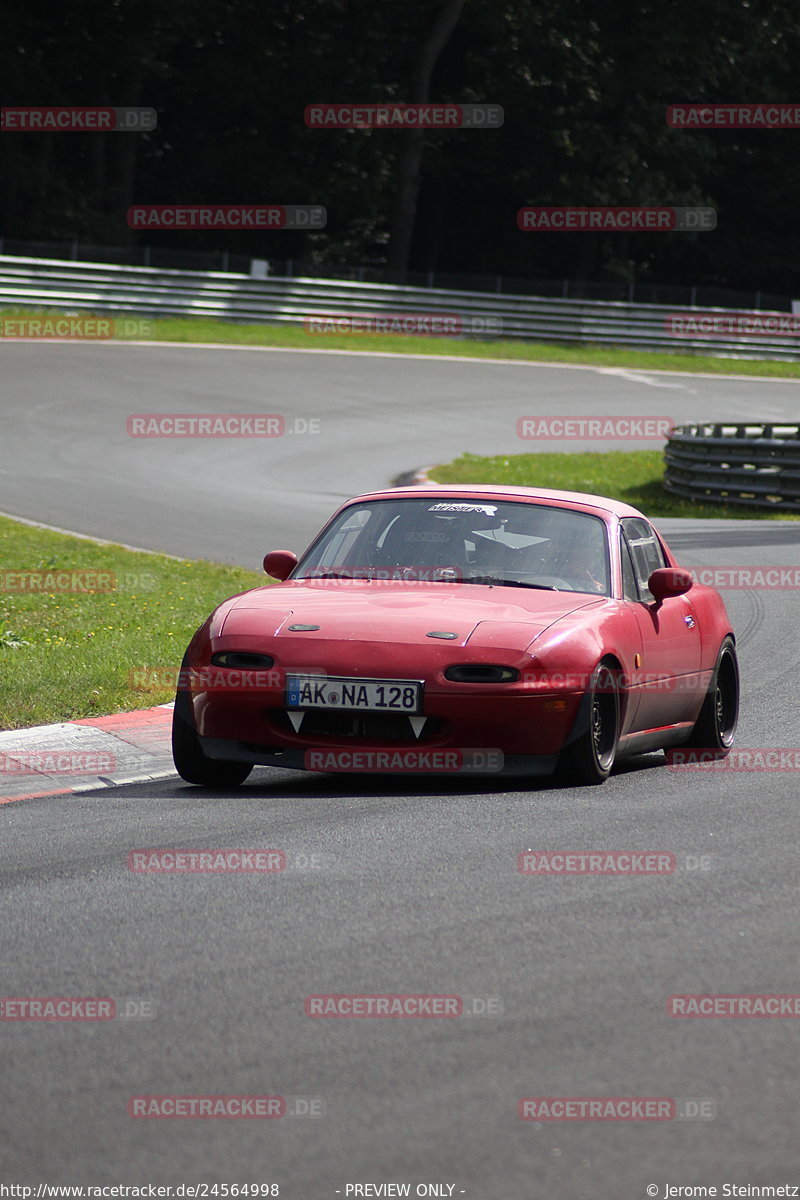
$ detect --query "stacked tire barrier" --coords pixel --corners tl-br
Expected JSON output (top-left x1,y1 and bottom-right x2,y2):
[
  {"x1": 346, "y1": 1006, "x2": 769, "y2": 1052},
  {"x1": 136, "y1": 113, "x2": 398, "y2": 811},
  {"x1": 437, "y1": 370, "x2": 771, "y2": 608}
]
[{"x1": 664, "y1": 422, "x2": 800, "y2": 512}]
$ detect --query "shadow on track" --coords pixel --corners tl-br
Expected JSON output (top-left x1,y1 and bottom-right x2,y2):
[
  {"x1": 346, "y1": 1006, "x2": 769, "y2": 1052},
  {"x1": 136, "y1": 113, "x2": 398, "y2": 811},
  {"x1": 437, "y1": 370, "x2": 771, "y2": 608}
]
[{"x1": 156, "y1": 750, "x2": 668, "y2": 802}]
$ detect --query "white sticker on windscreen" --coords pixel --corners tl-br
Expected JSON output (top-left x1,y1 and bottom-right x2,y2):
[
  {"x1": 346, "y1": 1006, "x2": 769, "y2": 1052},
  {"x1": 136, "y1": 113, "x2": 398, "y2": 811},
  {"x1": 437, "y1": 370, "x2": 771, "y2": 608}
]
[{"x1": 428, "y1": 503, "x2": 497, "y2": 515}]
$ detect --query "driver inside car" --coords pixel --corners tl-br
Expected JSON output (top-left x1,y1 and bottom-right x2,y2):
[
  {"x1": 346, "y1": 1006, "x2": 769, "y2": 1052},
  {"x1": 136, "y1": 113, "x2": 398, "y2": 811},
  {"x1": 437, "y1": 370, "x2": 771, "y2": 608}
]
[{"x1": 535, "y1": 526, "x2": 608, "y2": 592}]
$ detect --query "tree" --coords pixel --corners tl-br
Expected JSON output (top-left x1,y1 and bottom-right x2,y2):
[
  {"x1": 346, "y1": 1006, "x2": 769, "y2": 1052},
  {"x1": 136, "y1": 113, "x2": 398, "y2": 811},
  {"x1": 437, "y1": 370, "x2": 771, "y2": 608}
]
[{"x1": 386, "y1": 0, "x2": 466, "y2": 273}]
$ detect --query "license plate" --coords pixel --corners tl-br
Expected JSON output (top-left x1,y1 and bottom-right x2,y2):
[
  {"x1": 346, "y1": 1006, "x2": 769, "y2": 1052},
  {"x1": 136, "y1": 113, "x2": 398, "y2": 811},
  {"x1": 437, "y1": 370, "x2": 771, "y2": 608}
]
[{"x1": 286, "y1": 674, "x2": 422, "y2": 714}]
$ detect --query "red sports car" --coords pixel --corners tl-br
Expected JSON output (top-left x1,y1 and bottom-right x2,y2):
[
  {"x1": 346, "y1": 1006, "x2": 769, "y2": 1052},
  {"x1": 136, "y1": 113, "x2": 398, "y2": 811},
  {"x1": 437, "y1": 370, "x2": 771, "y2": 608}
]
[{"x1": 172, "y1": 485, "x2": 739, "y2": 787}]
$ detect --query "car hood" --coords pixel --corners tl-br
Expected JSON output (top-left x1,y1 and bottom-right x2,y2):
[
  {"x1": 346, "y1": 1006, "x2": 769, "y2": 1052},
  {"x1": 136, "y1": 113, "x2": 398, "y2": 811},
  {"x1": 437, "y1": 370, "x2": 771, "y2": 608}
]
[{"x1": 220, "y1": 581, "x2": 602, "y2": 652}]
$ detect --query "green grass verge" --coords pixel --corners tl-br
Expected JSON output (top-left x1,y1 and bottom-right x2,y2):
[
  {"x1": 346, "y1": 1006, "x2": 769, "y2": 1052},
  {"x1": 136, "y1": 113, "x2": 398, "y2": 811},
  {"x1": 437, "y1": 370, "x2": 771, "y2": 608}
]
[
  {"x1": 0, "y1": 516, "x2": 265, "y2": 730},
  {"x1": 2, "y1": 306, "x2": 800, "y2": 379},
  {"x1": 428, "y1": 450, "x2": 800, "y2": 520}
]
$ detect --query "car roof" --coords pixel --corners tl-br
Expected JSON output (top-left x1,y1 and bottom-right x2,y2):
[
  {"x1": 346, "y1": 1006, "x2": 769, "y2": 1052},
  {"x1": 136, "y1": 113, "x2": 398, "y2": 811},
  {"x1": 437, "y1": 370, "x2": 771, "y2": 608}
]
[{"x1": 346, "y1": 483, "x2": 647, "y2": 520}]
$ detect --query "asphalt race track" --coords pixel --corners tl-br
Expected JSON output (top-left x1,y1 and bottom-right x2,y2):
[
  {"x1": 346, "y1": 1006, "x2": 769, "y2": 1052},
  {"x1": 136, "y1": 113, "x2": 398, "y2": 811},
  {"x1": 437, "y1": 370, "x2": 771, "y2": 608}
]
[
  {"x1": 2, "y1": 343, "x2": 800, "y2": 1197},
  {"x1": 1, "y1": 341, "x2": 800, "y2": 563}
]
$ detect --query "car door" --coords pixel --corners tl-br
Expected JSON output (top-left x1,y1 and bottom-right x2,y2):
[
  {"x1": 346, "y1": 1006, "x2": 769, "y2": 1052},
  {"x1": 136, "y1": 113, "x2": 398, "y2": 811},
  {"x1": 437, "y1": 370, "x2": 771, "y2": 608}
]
[{"x1": 620, "y1": 519, "x2": 703, "y2": 730}]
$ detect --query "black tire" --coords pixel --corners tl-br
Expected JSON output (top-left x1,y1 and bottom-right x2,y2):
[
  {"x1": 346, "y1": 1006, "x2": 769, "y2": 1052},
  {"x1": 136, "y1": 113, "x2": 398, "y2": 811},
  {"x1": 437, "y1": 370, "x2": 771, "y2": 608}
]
[
  {"x1": 556, "y1": 661, "x2": 620, "y2": 785},
  {"x1": 171, "y1": 687, "x2": 252, "y2": 787},
  {"x1": 683, "y1": 636, "x2": 739, "y2": 754}
]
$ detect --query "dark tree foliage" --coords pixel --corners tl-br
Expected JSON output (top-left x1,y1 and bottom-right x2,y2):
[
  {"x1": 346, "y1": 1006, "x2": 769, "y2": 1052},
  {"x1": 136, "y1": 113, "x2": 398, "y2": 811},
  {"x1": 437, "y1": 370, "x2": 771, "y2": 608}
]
[{"x1": 1, "y1": 0, "x2": 799, "y2": 291}]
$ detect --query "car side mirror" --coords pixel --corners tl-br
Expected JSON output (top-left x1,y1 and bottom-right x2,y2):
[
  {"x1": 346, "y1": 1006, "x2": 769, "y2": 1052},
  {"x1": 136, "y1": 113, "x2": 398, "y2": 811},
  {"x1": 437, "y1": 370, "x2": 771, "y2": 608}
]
[
  {"x1": 263, "y1": 550, "x2": 298, "y2": 581},
  {"x1": 648, "y1": 566, "x2": 693, "y2": 603}
]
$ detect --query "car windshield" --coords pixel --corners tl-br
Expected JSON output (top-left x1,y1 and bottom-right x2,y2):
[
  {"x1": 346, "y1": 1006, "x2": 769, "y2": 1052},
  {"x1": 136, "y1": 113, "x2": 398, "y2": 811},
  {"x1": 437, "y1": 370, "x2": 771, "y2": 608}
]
[{"x1": 294, "y1": 498, "x2": 611, "y2": 596}]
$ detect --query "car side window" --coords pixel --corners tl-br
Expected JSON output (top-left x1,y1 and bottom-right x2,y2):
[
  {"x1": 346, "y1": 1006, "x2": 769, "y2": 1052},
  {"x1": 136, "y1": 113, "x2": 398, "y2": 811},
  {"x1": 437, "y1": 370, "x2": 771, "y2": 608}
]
[
  {"x1": 620, "y1": 518, "x2": 666, "y2": 603},
  {"x1": 306, "y1": 507, "x2": 372, "y2": 569},
  {"x1": 619, "y1": 529, "x2": 640, "y2": 601}
]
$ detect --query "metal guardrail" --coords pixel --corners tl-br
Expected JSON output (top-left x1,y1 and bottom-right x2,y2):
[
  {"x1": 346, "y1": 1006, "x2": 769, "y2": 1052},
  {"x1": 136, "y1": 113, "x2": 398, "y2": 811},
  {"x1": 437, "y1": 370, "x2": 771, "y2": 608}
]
[
  {"x1": 1, "y1": 254, "x2": 799, "y2": 360},
  {"x1": 1, "y1": 237, "x2": 791, "y2": 310},
  {"x1": 664, "y1": 423, "x2": 800, "y2": 512},
  {"x1": 1, "y1": 234, "x2": 796, "y2": 309}
]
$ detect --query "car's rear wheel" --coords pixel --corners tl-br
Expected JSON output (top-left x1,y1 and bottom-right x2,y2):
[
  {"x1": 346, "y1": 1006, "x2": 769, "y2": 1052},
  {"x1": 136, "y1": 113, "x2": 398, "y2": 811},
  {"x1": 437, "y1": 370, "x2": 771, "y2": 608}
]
[
  {"x1": 683, "y1": 636, "x2": 739, "y2": 754},
  {"x1": 556, "y1": 661, "x2": 620, "y2": 785},
  {"x1": 172, "y1": 686, "x2": 252, "y2": 787}
]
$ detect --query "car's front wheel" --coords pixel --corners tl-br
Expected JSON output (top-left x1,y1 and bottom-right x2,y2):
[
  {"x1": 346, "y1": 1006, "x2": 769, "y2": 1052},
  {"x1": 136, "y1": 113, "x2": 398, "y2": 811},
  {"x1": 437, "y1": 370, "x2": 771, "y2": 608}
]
[
  {"x1": 683, "y1": 636, "x2": 739, "y2": 754},
  {"x1": 171, "y1": 686, "x2": 252, "y2": 787},
  {"x1": 556, "y1": 661, "x2": 620, "y2": 785}
]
